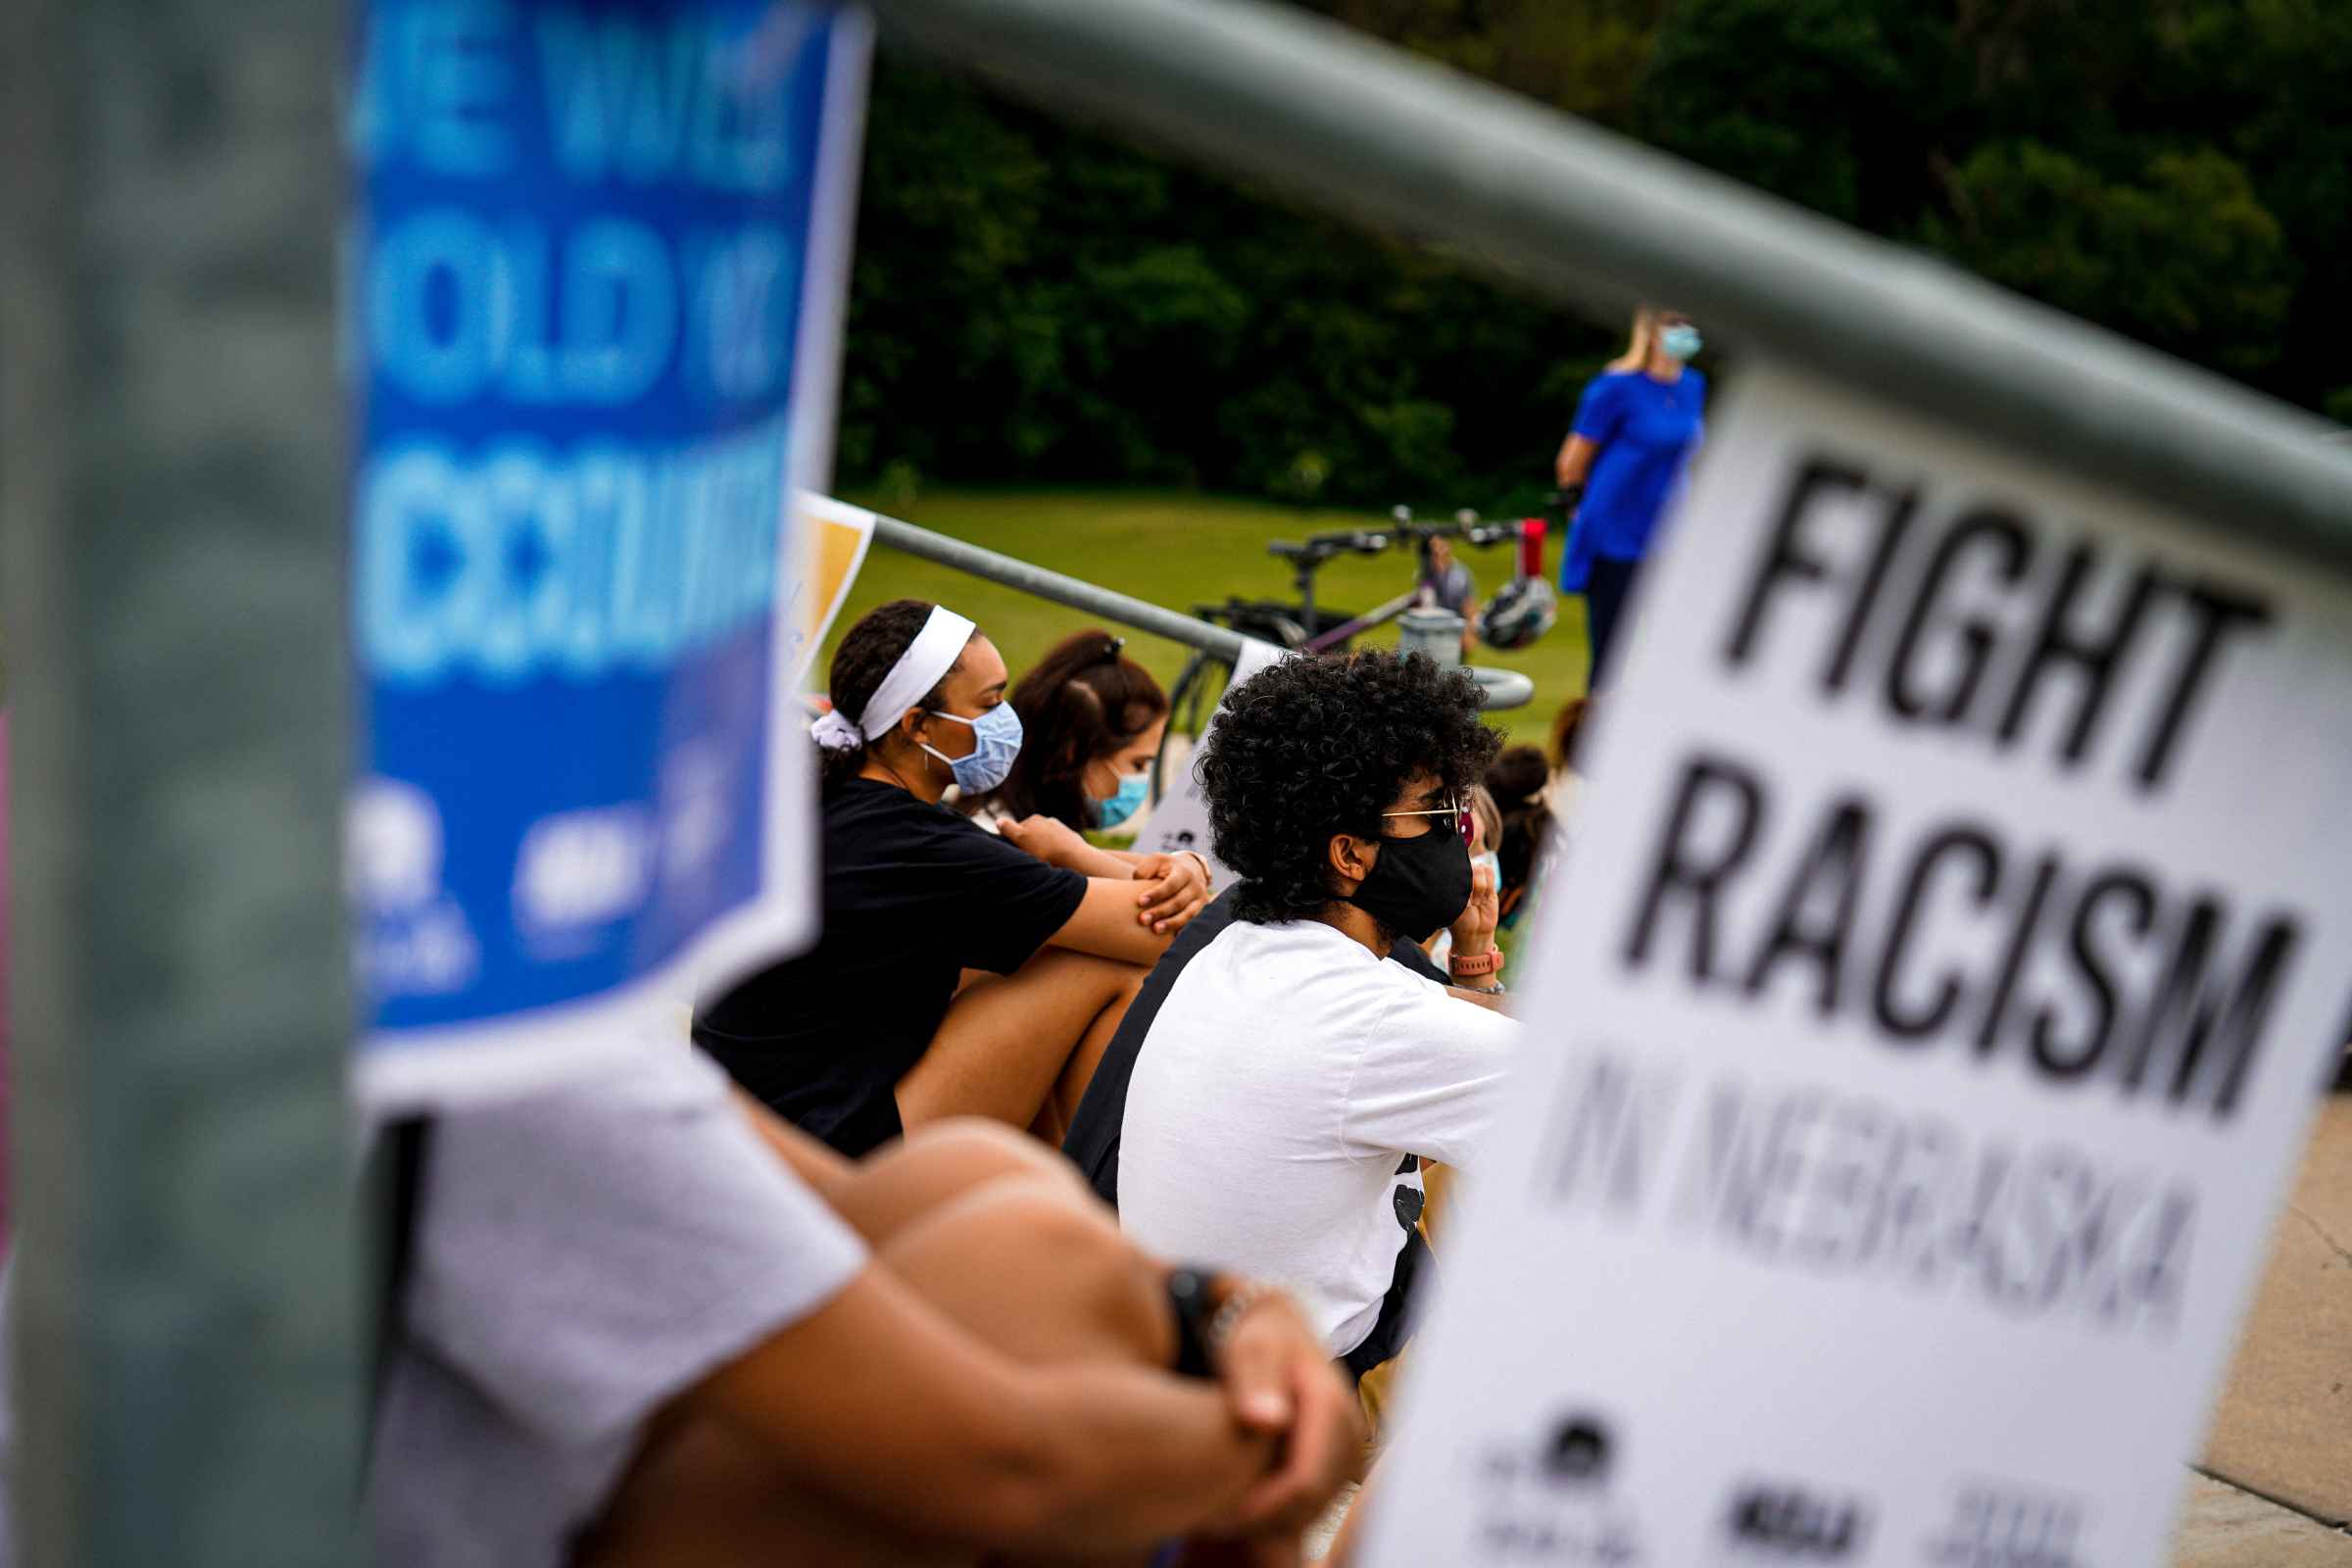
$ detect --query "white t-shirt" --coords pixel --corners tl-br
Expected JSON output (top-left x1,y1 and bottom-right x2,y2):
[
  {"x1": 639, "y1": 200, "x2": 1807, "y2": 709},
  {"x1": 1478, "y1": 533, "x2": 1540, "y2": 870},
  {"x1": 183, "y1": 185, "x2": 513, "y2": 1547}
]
[
  {"x1": 1117, "y1": 918, "x2": 1521, "y2": 1353},
  {"x1": 368, "y1": 1045, "x2": 867, "y2": 1568}
]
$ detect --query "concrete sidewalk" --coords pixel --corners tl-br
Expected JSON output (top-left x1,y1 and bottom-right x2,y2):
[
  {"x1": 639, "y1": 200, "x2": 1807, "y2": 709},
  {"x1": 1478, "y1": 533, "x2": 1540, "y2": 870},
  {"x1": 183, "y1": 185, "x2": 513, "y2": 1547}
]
[{"x1": 2176, "y1": 1095, "x2": 2352, "y2": 1563}]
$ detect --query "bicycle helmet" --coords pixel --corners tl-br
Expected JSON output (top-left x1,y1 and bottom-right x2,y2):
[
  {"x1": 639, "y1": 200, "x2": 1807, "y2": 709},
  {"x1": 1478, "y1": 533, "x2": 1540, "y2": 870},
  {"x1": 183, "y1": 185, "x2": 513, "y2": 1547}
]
[{"x1": 1477, "y1": 576, "x2": 1556, "y2": 651}]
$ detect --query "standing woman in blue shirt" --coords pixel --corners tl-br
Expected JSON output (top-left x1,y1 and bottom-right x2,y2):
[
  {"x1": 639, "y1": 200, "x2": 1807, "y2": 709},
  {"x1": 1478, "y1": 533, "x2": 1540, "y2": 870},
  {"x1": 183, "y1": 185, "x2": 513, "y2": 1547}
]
[{"x1": 1553, "y1": 305, "x2": 1707, "y2": 687}]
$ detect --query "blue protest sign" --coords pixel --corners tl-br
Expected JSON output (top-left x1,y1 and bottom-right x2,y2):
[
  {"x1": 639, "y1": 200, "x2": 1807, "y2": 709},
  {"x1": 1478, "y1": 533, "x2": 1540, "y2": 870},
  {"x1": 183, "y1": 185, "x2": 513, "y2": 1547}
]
[{"x1": 348, "y1": 0, "x2": 870, "y2": 1102}]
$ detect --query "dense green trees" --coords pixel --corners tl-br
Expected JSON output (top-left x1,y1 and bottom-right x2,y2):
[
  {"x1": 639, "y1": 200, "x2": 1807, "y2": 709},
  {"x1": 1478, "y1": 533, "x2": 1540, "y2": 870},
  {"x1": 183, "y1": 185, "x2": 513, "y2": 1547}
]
[{"x1": 836, "y1": 0, "x2": 2350, "y2": 508}]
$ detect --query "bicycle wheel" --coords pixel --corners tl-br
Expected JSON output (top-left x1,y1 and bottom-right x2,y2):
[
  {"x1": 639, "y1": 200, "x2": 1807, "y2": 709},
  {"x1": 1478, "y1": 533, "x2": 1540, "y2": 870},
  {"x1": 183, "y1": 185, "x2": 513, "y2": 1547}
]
[{"x1": 1155, "y1": 649, "x2": 1230, "y2": 801}]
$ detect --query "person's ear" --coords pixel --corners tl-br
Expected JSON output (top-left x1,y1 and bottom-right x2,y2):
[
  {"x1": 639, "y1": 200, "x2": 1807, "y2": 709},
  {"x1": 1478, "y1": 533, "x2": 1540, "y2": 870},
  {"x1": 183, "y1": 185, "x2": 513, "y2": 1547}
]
[{"x1": 1327, "y1": 831, "x2": 1378, "y2": 892}]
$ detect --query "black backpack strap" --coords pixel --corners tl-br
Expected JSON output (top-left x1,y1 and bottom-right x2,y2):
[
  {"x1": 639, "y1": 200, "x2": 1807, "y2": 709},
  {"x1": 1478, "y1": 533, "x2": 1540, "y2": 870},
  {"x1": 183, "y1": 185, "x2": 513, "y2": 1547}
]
[
  {"x1": 365, "y1": 1115, "x2": 434, "y2": 1472},
  {"x1": 1064, "y1": 889, "x2": 1243, "y2": 1207}
]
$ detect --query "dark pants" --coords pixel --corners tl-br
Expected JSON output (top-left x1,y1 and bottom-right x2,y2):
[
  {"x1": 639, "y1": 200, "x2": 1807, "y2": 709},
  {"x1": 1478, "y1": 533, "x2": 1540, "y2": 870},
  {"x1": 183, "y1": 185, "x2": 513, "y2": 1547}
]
[{"x1": 1584, "y1": 553, "x2": 1645, "y2": 690}]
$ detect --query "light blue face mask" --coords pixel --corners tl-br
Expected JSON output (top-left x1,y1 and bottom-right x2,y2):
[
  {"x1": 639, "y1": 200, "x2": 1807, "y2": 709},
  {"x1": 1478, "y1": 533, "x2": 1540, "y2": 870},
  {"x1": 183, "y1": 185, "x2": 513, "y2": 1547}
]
[
  {"x1": 1097, "y1": 770, "x2": 1151, "y2": 828},
  {"x1": 921, "y1": 703, "x2": 1024, "y2": 794},
  {"x1": 1659, "y1": 323, "x2": 1703, "y2": 362}
]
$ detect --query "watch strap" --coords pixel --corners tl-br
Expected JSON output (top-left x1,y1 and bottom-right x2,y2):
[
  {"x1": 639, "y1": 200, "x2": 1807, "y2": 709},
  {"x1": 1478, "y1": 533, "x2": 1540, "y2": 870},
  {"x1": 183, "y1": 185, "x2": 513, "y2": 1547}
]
[{"x1": 1165, "y1": 1267, "x2": 1219, "y2": 1380}]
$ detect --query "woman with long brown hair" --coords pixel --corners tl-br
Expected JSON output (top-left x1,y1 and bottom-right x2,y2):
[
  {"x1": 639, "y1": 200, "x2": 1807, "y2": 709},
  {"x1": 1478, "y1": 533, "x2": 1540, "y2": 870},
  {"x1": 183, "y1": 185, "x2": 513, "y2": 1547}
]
[
  {"x1": 962, "y1": 631, "x2": 1220, "y2": 911},
  {"x1": 972, "y1": 629, "x2": 1170, "y2": 834}
]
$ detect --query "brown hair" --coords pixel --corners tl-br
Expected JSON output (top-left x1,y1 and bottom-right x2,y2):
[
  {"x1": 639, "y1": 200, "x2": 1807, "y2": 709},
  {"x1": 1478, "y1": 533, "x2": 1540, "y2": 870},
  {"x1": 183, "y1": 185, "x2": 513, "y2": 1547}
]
[
  {"x1": 1550, "y1": 696, "x2": 1592, "y2": 774},
  {"x1": 1467, "y1": 784, "x2": 1503, "y2": 855},
  {"x1": 1485, "y1": 744, "x2": 1551, "y2": 900},
  {"x1": 976, "y1": 629, "x2": 1168, "y2": 830}
]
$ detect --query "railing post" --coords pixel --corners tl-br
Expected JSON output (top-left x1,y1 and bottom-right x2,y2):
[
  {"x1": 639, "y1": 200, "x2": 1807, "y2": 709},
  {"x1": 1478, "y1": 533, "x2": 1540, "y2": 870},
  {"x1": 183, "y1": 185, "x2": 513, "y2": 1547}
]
[{"x1": 0, "y1": 0, "x2": 363, "y2": 1562}]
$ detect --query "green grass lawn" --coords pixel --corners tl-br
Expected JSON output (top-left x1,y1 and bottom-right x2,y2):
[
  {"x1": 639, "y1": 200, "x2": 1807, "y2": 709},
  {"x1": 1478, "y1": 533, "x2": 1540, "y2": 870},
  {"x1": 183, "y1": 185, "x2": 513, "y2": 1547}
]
[{"x1": 820, "y1": 486, "x2": 1592, "y2": 752}]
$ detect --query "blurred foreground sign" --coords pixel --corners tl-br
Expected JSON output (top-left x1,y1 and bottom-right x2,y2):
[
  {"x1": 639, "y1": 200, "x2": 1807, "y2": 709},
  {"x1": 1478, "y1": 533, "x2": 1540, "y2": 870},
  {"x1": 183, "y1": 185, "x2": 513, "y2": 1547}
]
[
  {"x1": 1372, "y1": 366, "x2": 2352, "y2": 1567},
  {"x1": 349, "y1": 0, "x2": 871, "y2": 1105}
]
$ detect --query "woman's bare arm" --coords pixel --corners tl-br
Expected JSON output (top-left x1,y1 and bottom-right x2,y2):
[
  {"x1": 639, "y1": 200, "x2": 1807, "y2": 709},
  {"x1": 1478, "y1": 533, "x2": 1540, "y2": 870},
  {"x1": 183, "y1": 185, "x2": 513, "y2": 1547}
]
[
  {"x1": 1555, "y1": 431, "x2": 1598, "y2": 488},
  {"x1": 1045, "y1": 877, "x2": 1179, "y2": 966}
]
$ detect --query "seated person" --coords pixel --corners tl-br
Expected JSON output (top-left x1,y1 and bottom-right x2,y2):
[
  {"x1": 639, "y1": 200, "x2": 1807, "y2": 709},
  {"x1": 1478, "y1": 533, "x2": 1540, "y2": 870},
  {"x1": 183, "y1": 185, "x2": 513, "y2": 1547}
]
[
  {"x1": 1416, "y1": 536, "x2": 1480, "y2": 657},
  {"x1": 1117, "y1": 651, "x2": 1521, "y2": 1380},
  {"x1": 1424, "y1": 783, "x2": 1502, "y2": 968},
  {"x1": 1484, "y1": 744, "x2": 1556, "y2": 964},
  {"x1": 694, "y1": 600, "x2": 1208, "y2": 1153},
  {"x1": 366, "y1": 1042, "x2": 1363, "y2": 1566},
  {"x1": 1060, "y1": 881, "x2": 1462, "y2": 1210},
  {"x1": 963, "y1": 629, "x2": 1210, "y2": 920}
]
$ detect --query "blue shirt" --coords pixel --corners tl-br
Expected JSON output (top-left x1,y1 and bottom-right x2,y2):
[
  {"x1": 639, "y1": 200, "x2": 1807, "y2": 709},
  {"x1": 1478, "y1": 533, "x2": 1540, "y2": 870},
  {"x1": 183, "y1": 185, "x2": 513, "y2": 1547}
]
[{"x1": 1559, "y1": 368, "x2": 1706, "y2": 591}]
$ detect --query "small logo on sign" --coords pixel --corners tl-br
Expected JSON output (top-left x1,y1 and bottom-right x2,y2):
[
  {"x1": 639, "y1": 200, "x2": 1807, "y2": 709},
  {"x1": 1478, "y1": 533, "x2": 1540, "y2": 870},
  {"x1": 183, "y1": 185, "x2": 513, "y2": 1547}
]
[
  {"x1": 1724, "y1": 1482, "x2": 1867, "y2": 1558},
  {"x1": 1925, "y1": 1480, "x2": 2084, "y2": 1568},
  {"x1": 1465, "y1": 1409, "x2": 1644, "y2": 1564},
  {"x1": 514, "y1": 807, "x2": 655, "y2": 934},
  {"x1": 1544, "y1": 1414, "x2": 1614, "y2": 1487}
]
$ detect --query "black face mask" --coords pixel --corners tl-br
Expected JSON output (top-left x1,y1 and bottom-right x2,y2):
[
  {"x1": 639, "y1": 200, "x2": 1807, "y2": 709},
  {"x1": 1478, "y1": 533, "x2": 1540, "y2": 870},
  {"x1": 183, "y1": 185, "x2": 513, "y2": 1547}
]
[{"x1": 1344, "y1": 823, "x2": 1471, "y2": 942}]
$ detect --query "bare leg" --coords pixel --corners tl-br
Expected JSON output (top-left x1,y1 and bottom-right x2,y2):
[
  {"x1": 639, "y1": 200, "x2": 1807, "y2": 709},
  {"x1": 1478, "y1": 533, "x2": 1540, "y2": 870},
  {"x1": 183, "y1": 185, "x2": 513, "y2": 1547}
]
[
  {"x1": 581, "y1": 1173, "x2": 1173, "y2": 1568},
  {"x1": 897, "y1": 948, "x2": 1145, "y2": 1138},
  {"x1": 825, "y1": 1116, "x2": 1087, "y2": 1246}
]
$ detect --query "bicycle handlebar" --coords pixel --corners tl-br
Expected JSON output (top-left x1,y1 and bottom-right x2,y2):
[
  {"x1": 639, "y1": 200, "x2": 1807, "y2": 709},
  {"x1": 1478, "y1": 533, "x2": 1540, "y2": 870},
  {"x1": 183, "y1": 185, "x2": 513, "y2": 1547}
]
[
  {"x1": 1267, "y1": 505, "x2": 1532, "y2": 572},
  {"x1": 1266, "y1": 529, "x2": 1394, "y2": 563}
]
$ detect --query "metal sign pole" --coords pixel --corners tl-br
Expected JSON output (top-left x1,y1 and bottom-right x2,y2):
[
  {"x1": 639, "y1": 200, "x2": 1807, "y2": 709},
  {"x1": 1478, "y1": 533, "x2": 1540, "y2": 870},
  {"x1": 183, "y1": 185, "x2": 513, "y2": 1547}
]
[{"x1": 0, "y1": 0, "x2": 363, "y2": 1562}]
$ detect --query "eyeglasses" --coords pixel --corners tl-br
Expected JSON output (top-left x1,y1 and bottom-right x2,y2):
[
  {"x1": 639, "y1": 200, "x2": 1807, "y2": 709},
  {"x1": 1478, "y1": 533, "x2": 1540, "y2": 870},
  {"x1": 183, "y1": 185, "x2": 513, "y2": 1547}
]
[{"x1": 1383, "y1": 794, "x2": 1474, "y2": 842}]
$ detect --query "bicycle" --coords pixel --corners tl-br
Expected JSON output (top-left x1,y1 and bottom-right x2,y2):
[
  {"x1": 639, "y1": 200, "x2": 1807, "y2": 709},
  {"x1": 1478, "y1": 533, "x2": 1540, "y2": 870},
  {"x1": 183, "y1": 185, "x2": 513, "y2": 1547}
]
[{"x1": 1154, "y1": 504, "x2": 1549, "y2": 796}]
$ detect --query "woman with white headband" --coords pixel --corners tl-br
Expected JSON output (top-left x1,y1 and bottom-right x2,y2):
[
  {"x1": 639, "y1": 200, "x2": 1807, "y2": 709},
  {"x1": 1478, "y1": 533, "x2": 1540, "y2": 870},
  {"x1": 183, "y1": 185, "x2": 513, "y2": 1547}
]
[{"x1": 696, "y1": 599, "x2": 1204, "y2": 1154}]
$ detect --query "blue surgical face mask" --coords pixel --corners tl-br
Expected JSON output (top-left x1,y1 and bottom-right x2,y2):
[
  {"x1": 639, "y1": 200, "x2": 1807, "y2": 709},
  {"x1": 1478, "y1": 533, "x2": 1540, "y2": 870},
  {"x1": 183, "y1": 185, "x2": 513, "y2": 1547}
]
[
  {"x1": 1659, "y1": 323, "x2": 1702, "y2": 362},
  {"x1": 921, "y1": 702, "x2": 1024, "y2": 794},
  {"x1": 1097, "y1": 770, "x2": 1151, "y2": 828}
]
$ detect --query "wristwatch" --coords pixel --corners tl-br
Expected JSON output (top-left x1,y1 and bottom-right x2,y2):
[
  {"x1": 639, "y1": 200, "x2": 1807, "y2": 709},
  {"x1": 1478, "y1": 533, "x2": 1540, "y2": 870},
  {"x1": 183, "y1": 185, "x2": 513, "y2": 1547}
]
[
  {"x1": 1165, "y1": 1267, "x2": 1273, "y2": 1378},
  {"x1": 1448, "y1": 947, "x2": 1500, "y2": 979},
  {"x1": 1165, "y1": 1267, "x2": 1222, "y2": 1379}
]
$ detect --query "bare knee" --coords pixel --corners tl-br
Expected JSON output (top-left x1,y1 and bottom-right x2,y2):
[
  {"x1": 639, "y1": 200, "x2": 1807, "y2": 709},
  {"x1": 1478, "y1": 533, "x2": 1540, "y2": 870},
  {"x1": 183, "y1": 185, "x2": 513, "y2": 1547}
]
[
  {"x1": 886, "y1": 1179, "x2": 1174, "y2": 1370},
  {"x1": 908, "y1": 1117, "x2": 1081, "y2": 1188},
  {"x1": 833, "y1": 1120, "x2": 1084, "y2": 1246}
]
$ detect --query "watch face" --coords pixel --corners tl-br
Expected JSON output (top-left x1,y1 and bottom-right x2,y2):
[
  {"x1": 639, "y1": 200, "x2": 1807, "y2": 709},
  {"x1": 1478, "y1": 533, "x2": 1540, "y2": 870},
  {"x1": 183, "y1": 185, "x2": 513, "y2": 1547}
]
[{"x1": 1167, "y1": 1269, "x2": 1212, "y2": 1314}]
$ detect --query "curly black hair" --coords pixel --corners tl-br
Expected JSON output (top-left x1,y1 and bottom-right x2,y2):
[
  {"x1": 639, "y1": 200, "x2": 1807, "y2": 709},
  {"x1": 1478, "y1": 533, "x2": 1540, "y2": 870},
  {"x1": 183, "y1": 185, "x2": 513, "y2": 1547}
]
[{"x1": 1198, "y1": 650, "x2": 1501, "y2": 925}]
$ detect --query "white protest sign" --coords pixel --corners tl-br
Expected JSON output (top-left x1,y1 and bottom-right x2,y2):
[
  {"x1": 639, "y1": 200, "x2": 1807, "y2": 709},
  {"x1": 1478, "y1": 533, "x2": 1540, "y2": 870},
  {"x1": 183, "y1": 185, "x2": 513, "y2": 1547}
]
[
  {"x1": 1140, "y1": 636, "x2": 1287, "y2": 880},
  {"x1": 1368, "y1": 365, "x2": 2352, "y2": 1568}
]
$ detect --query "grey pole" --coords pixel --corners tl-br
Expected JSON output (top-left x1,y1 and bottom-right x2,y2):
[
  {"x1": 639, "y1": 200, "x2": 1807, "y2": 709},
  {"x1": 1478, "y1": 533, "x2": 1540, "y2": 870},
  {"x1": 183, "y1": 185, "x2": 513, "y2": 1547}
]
[
  {"x1": 873, "y1": 516, "x2": 1251, "y2": 662},
  {"x1": 863, "y1": 0, "x2": 2352, "y2": 572},
  {"x1": 0, "y1": 0, "x2": 362, "y2": 1563}
]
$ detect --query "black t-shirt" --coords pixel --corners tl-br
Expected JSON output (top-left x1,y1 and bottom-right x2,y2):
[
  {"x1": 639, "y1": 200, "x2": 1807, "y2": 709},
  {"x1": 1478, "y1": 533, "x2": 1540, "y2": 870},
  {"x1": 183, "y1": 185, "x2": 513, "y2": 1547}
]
[{"x1": 695, "y1": 778, "x2": 1087, "y2": 1154}]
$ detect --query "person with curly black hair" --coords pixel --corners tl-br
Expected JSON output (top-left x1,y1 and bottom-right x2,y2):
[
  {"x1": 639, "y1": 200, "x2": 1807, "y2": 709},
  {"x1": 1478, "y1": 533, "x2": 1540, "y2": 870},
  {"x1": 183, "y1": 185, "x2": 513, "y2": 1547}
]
[{"x1": 1115, "y1": 649, "x2": 1522, "y2": 1385}]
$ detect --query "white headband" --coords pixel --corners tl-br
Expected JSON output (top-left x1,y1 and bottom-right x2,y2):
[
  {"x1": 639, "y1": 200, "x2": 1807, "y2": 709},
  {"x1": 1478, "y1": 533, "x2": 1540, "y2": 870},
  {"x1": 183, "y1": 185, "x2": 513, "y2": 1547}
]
[{"x1": 812, "y1": 606, "x2": 977, "y2": 752}]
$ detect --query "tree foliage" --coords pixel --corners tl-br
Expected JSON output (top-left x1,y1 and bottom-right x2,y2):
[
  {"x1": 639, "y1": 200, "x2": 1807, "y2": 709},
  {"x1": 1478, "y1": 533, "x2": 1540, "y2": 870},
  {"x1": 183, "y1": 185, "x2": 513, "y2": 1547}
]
[{"x1": 837, "y1": 0, "x2": 2349, "y2": 506}]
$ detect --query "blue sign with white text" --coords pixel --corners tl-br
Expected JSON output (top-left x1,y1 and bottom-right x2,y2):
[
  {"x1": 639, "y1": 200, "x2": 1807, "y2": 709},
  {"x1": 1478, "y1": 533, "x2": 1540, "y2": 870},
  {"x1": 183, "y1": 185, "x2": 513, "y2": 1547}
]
[{"x1": 350, "y1": 0, "x2": 855, "y2": 1073}]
